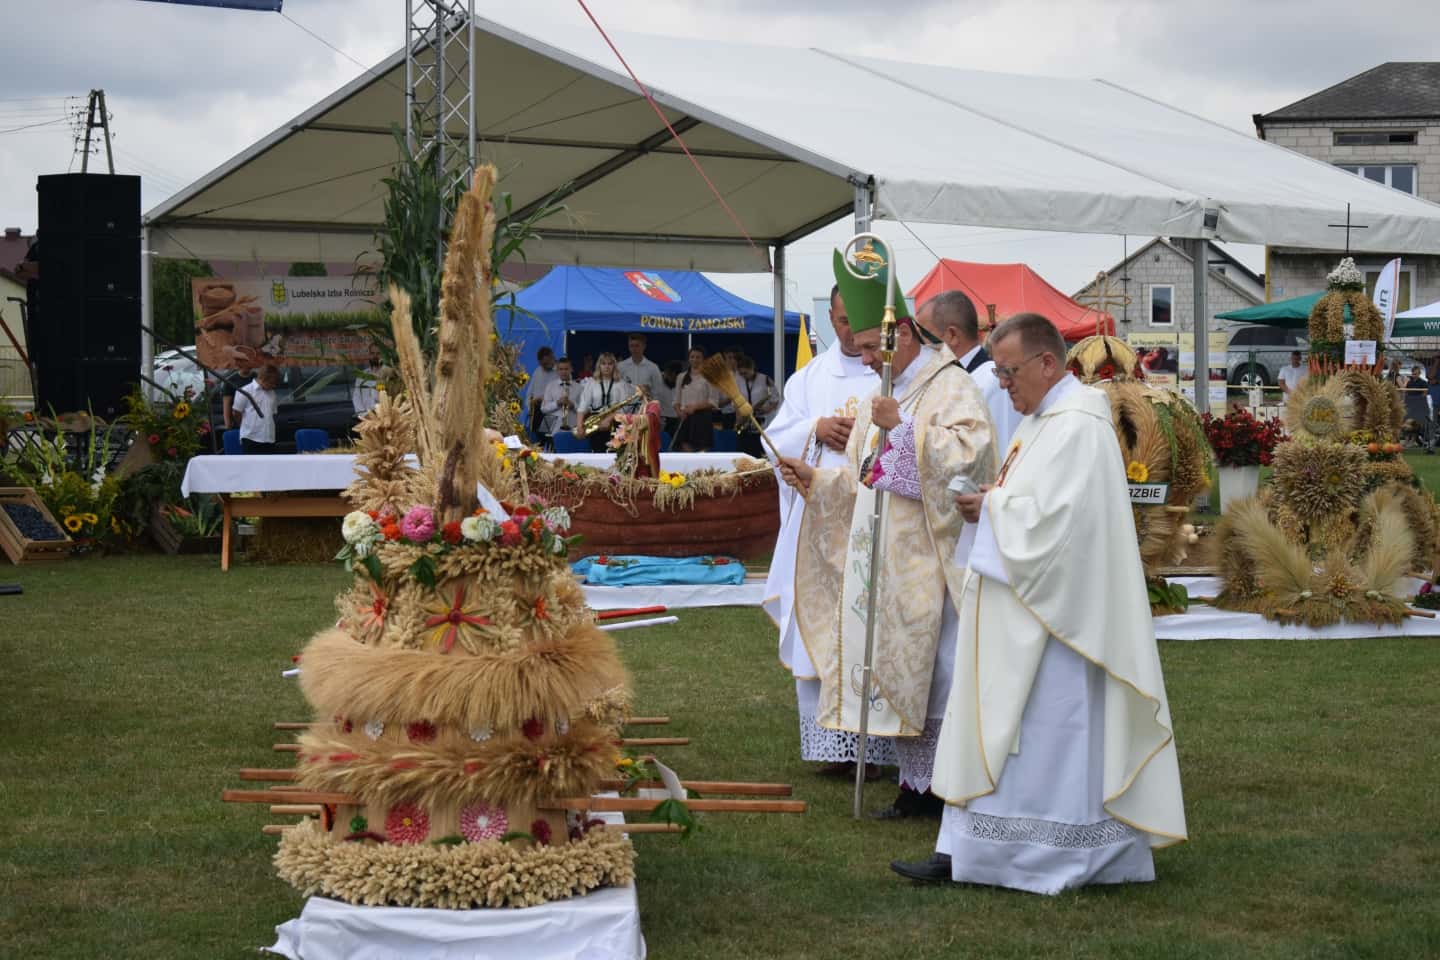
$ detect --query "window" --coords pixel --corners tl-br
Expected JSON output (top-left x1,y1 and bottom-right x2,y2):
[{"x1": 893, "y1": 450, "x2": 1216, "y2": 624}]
[
  {"x1": 1363, "y1": 265, "x2": 1415, "y2": 314},
  {"x1": 1333, "y1": 131, "x2": 1417, "y2": 146},
  {"x1": 1148, "y1": 284, "x2": 1173, "y2": 326},
  {"x1": 1335, "y1": 163, "x2": 1417, "y2": 195}
]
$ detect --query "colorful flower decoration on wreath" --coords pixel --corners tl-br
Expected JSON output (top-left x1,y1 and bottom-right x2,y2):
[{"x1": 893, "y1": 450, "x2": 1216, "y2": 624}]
[
  {"x1": 1126, "y1": 461, "x2": 1150, "y2": 483},
  {"x1": 423, "y1": 583, "x2": 494, "y2": 653},
  {"x1": 385, "y1": 802, "x2": 430, "y2": 844},
  {"x1": 405, "y1": 720, "x2": 437, "y2": 744},
  {"x1": 362, "y1": 582, "x2": 388, "y2": 635},
  {"x1": 459, "y1": 802, "x2": 508, "y2": 842}
]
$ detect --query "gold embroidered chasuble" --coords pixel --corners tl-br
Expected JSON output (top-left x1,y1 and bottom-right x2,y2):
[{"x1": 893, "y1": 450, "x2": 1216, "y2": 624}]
[
  {"x1": 930, "y1": 382, "x2": 1188, "y2": 847},
  {"x1": 794, "y1": 347, "x2": 995, "y2": 739}
]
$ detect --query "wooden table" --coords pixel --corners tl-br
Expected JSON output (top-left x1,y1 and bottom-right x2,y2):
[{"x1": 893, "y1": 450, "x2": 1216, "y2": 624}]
[{"x1": 219, "y1": 494, "x2": 350, "y2": 571}]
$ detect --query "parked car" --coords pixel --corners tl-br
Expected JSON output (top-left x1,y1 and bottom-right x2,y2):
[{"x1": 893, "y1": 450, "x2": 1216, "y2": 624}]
[
  {"x1": 206, "y1": 365, "x2": 359, "y2": 453},
  {"x1": 151, "y1": 348, "x2": 205, "y2": 400},
  {"x1": 1226, "y1": 325, "x2": 1309, "y2": 386}
]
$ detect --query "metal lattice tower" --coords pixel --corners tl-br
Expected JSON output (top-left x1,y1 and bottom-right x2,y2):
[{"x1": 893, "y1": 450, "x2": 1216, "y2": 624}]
[{"x1": 405, "y1": 0, "x2": 477, "y2": 195}]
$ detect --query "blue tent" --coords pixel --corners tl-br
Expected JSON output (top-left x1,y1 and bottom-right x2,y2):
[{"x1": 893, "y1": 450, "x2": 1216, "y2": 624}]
[{"x1": 496, "y1": 267, "x2": 803, "y2": 380}]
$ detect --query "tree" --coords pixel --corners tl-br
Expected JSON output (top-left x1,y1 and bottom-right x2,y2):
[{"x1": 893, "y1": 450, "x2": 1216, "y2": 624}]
[{"x1": 150, "y1": 258, "x2": 213, "y2": 349}]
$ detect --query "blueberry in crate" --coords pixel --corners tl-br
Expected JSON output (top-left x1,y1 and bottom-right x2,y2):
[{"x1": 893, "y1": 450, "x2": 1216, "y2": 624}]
[{"x1": 2, "y1": 502, "x2": 66, "y2": 541}]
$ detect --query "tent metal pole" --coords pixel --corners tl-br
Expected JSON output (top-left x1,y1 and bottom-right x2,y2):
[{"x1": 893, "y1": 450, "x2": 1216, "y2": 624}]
[
  {"x1": 1191, "y1": 238, "x2": 1210, "y2": 417},
  {"x1": 773, "y1": 244, "x2": 786, "y2": 388},
  {"x1": 853, "y1": 180, "x2": 872, "y2": 233},
  {"x1": 140, "y1": 226, "x2": 154, "y2": 402}
]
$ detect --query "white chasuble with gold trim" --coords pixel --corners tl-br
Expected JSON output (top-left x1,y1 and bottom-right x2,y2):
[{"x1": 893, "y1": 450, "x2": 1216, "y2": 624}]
[
  {"x1": 930, "y1": 379, "x2": 1187, "y2": 849},
  {"x1": 794, "y1": 348, "x2": 994, "y2": 739}
]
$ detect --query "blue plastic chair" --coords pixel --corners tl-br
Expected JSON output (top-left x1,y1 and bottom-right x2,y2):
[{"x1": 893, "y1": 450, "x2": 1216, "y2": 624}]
[
  {"x1": 222, "y1": 429, "x2": 243, "y2": 455},
  {"x1": 551, "y1": 430, "x2": 589, "y2": 454},
  {"x1": 294, "y1": 428, "x2": 330, "y2": 453},
  {"x1": 712, "y1": 429, "x2": 738, "y2": 453}
]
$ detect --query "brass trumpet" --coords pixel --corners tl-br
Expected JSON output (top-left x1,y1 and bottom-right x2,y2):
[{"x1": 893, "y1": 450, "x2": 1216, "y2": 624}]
[{"x1": 578, "y1": 386, "x2": 645, "y2": 436}]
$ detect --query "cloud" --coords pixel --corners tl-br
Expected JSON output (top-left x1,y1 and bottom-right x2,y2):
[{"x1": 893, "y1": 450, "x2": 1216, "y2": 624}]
[{"x1": 0, "y1": 0, "x2": 1408, "y2": 314}]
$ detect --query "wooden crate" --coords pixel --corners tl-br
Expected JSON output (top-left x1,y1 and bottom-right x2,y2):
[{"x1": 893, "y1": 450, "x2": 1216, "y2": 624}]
[
  {"x1": 150, "y1": 504, "x2": 221, "y2": 555},
  {"x1": 0, "y1": 487, "x2": 72, "y2": 564}
]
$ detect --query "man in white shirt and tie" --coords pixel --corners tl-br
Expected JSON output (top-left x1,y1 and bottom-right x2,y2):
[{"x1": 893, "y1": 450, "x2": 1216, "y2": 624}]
[
  {"x1": 918, "y1": 291, "x2": 1022, "y2": 451},
  {"x1": 617, "y1": 333, "x2": 664, "y2": 402}
]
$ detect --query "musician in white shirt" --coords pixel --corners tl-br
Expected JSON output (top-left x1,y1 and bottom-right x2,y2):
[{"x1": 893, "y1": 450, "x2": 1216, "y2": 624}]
[
  {"x1": 733, "y1": 354, "x2": 779, "y2": 457},
  {"x1": 540, "y1": 357, "x2": 584, "y2": 439},
  {"x1": 576, "y1": 353, "x2": 640, "y2": 452}
]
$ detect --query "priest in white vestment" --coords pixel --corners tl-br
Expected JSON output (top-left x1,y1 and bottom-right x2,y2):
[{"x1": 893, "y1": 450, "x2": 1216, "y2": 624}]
[
  {"x1": 781, "y1": 251, "x2": 995, "y2": 818},
  {"x1": 763, "y1": 285, "x2": 894, "y2": 771},
  {"x1": 892, "y1": 312, "x2": 1187, "y2": 893}
]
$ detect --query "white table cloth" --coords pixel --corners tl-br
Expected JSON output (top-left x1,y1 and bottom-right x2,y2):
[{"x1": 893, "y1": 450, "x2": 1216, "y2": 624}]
[
  {"x1": 182, "y1": 452, "x2": 749, "y2": 496},
  {"x1": 1153, "y1": 577, "x2": 1440, "y2": 641},
  {"x1": 264, "y1": 812, "x2": 644, "y2": 960}
]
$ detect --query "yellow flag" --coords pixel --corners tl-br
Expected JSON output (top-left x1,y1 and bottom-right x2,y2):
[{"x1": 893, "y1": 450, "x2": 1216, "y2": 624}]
[{"x1": 795, "y1": 314, "x2": 814, "y2": 370}]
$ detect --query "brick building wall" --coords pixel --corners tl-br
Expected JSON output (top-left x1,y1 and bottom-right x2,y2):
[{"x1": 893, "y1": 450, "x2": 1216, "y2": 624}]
[{"x1": 1260, "y1": 118, "x2": 1440, "y2": 309}]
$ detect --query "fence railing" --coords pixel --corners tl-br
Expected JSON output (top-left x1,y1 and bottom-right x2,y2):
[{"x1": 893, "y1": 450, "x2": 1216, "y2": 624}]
[{"x1": 0, "y1": 345, "x2": 33, "y2": 407}]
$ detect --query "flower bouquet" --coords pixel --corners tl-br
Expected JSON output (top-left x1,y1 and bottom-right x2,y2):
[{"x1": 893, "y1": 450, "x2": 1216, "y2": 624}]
[{"x1": 1201, "y1": 408, "x2": 1287, "y2": 468}]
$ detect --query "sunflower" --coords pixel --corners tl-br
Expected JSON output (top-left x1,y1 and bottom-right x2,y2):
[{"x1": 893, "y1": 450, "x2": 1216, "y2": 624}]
[
  {"x1": 63, "y1": 515, "x2": 83, "y2": 533},
  {"x1": 173, "y1": 401, "x2": 191, "y2": 420},
  {"x1": 1126, "y1": 461, "x2": 1150, "y2": 483},
  {"x1": 81, "y1": 512, "x2": 99, "y2": 525}
]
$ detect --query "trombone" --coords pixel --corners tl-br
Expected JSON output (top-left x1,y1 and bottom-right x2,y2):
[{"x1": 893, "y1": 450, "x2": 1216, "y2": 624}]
[{"x1": 578, "y1": 386, "x2": 646, "y2": 437}]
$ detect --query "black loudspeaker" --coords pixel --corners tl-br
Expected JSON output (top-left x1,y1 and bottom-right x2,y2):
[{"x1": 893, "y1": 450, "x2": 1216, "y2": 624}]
[{"x1": 34, "y1": 174, "x2": 142, "y2": 418}]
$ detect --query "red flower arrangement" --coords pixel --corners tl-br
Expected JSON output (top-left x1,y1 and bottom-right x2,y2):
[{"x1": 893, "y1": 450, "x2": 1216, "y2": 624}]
[
  {"x1": 441, "y1": 520, "x2": 463, "y2": 545},
  {"x1": 405, "y1": 720, "x2": 438, "y2": 743},
  {"x1": 385, "y1": 803, "x2": 430, "y2": 844},
  {"x1": 530, "y1": 818, "x2": 552, "y2": 846},
  {"x1": 1201, "y1": 408, "x2": 1287, "y2": 468}
]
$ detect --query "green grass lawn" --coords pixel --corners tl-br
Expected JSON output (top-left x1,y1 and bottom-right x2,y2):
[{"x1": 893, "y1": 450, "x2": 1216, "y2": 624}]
[{"x1": 4, "y1": 554, "x2": 1440, "y2": 958}]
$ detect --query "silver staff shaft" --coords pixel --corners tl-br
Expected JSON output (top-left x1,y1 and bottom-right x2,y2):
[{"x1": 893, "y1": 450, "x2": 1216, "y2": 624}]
[{"x1": 842, "y1": 232, "x2": 899, "y2": 820}]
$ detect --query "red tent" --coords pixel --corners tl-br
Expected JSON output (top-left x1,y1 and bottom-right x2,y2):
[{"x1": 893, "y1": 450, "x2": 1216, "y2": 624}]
[{"x1": 908, "y1": 260, "x2": 1113, "y2": 341}]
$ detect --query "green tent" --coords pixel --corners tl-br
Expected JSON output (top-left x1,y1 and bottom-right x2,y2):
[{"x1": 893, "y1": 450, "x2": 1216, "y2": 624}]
[
  {"x1": 1214, "y1": 292, "x2": 1352, "y2": 329},
  {"x1": 1390, "y1": 299, "x2": 1440, "y2": 339}
]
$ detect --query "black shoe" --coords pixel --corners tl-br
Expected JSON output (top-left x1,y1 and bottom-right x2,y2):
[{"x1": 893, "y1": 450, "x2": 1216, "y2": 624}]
[
  {"x1": 890, "y1": 852, "x2": 951, "y2": 882},
  {"x1": 868, "y1": 786, "x2": 944, "y2": 820}
]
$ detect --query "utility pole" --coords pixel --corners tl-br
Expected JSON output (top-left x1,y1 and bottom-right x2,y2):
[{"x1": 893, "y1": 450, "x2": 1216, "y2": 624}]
[{"x1": 78, "y1": 89, "x2": 115, "y2": 175}]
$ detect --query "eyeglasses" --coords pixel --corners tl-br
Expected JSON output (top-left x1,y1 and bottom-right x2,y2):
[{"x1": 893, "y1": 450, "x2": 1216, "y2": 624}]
[{"x1": 994, "y1": 352, "x2": 1047, "y2": 383}]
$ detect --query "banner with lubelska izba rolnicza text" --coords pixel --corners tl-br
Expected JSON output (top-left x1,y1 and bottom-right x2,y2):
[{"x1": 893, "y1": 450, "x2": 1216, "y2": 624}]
[{"x1": 192, "y1": 276, "x2": 384, "y2": 370}]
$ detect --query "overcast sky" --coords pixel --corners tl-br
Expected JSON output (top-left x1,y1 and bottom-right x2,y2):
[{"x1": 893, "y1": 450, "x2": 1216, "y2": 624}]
[{"x1": 3, "y1": 0, "x2": 1437, "y2": 323}]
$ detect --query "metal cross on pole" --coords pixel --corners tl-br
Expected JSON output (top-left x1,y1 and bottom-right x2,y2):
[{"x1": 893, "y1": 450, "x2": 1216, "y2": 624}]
[{"x1": 1326, "y1": 203, "x2": 1369, "y2": 255}]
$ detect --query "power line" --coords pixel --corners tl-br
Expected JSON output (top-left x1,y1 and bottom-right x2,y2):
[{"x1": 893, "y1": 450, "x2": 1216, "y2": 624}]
[
  {"x1": 0, "y1": 116, "x2": 70, "y2": 135},
  {"x1": 279, "y1": 11, "x2": 404, "y2": 95}
]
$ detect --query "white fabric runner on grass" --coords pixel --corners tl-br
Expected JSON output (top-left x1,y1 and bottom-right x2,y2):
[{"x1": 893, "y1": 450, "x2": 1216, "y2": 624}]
[
  {"x1": 181, "y1": 452, "x2": 747, "y2": 496},
  {"x1": 1155, "y1": 577, "x2": 1440, "y2": 641}
]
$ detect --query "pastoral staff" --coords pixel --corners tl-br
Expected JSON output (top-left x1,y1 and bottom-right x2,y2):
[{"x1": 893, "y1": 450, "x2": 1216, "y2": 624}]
[
  {"x1": 779, "y1": 249, "x2": 995, "y2": 819},
  {"x1": 892, "y1": 312, "x2": 1187, "y2": 892},
  {"x1": 763, "y1": 283, "x2": 887, "y2": 776}
]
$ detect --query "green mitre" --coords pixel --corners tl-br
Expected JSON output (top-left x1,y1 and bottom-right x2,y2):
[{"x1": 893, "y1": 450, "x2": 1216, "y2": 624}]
[{"x1": 832, "y1": 246, "x2": 910, "y2": 334}]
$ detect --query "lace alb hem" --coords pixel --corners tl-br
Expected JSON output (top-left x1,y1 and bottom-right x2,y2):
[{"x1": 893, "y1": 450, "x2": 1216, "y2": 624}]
[
  {"x1": 798, "y1": 713, "x2": 898, "y2": 765},
  {"x1": 894, "y1": 717, "x2": 943, "y2": 793},
  {"x1": 960, "y1": 812, "x2": 1139, "y2": 850}
]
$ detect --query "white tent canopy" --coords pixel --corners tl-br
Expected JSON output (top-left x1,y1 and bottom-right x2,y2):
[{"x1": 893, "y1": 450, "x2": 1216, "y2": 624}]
[{"x1": 145, "y1": 11, "x2": 1440, "y2": 271}]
